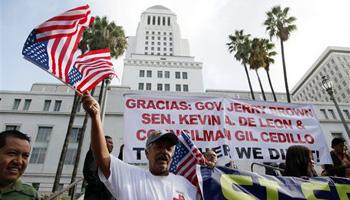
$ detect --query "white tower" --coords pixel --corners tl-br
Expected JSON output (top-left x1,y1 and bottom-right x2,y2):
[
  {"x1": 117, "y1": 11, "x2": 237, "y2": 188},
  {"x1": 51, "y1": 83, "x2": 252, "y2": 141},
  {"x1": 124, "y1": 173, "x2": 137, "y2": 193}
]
[{"x1": 122, "y1": 5, "x2": 204, "y2": 92}]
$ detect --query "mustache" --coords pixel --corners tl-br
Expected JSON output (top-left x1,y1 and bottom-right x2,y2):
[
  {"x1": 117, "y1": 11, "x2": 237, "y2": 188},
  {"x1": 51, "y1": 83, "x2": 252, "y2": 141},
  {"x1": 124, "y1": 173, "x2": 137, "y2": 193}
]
[{"x1": 156, "y1": 153, "x2": 171, "y2": 161}]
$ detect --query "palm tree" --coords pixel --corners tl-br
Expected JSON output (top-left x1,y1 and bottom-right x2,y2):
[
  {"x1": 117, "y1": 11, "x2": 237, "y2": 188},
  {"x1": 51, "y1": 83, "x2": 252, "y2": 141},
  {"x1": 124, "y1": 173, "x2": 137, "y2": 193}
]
[
  {"x1": 227, "y1": 30, "x2": 255, "y2": 100},
  {"x1": 249, "y1": 38, "x2": 266, "y2": 101},
  {"x1": 264, "y1": 5, "x2": 297, "y2": 103},
  {"x1": 261, "y1": 39, "x2": 278, "y2": 102}
]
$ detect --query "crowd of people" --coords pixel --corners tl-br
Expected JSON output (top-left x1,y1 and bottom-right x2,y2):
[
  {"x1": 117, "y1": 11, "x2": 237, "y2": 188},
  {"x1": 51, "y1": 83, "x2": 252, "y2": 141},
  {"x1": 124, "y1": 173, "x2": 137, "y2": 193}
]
[{"x1": 0, "y1": 92, "x2": 349, "y2": 199}]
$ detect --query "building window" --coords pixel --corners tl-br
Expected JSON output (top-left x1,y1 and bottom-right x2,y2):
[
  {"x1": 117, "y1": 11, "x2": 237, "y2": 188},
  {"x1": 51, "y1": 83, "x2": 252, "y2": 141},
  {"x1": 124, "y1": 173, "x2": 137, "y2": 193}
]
[
  {"x1": 176, "y1": 84, "x2": 181, "y2": 91},
  {"x1": 54, "y1": 100, "x2": 62, "y2": 111},
  {"x1": 183, "y1": 85, "x2": 189, "y2": 92},
  {"x1": 146, "y1": 83, "x2": 151, "y2": 90},
  {"x1": 145, "y1": 47, "x2": 148, "y2": 50},
  {"x1": 328, "y1": 109, "x2": 337, "y2": 119},
  {"x1": 23, "y1": 99, "x2": 31, "y2": 111},
  {"x1": 165, "y1": 71, "x2": 170, "y2": 78},
  {"x1": 64, "y1": 149, "x2": 77, "y2": 165},
  {"x1": 12, "y1": 99, "x2": 21, "y2": 110},
  {"x1": 182, "y1": 72, "x2": 188, "y2": 79},
  {"x1": 162, "y1": 17, "x2": 166, "y2": 25},
  {"x1": 138, "y1": 83, "x2": 144, "y2": 90},
  {"x1": 157, "y1": 84, "x2": 163, "y2": 91},
  {"x1": 320, "y1": 109, "x2": 328, "y2": 119},
  {"x1": 157, "y1": 71, "x2": 163, "y2": 78},
  {"x1": 5, "y1": 125, "x2": 20, "y2": 131},
  {"x1": 30, "y1": 147, "x2": 47, "y2": 164},
  {"x1": 146, "y1": 70, "x2": 152, "y2": 77},
  {"x1": 69, "y1": 128, "x2": 81, "y2": 143},
  {"x1": 43, "y1": 100, "x2": 51, "y2": 111},
  {"x1": 152, "y1": 16, "x2": 156, "y2": 25},
  {"x1": 157, "y1": 16, "x2": 161, "y2": 25},
  {"x1": 139, "y1": 70, "x2": 145, "y2": 77},
  {"x1": 343, "y1": 110, "x2": 350, "y2": 119},
  {"x1": 36, "y1": 127, "x2": 52, "y2": 142},
  {"x1": 175, "y1": 72, "x2": 181, "y2": 79},
  {"x1": 167, "y1": 17, "x2": 170, "y2": 26},
  {"x1": 165, "y1": 84, "x2": 170, "y2": 91},
  {"x1": 147, "y1": 16, "x2": 151, "y2": 25}
]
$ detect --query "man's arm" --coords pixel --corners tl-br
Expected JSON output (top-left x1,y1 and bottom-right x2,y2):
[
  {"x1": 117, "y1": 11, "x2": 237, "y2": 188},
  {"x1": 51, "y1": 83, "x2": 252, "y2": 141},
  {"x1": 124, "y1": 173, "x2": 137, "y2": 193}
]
[{"x1": 82, "y1": 93, "x2": 111, "y2": 178}]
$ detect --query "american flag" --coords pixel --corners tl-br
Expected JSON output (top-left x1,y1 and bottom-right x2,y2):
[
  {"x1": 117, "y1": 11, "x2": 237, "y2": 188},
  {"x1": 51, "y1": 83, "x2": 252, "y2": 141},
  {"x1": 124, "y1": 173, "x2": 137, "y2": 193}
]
[
  {"x1": 69, "y1": 48, "x2": 116, "y2": 93},
  {"x1": 170, "y1": 132, "x2": 207, "y2": 187},
  {"x1": 22, "y1": 5, "x2": 93, "y2": 86}
]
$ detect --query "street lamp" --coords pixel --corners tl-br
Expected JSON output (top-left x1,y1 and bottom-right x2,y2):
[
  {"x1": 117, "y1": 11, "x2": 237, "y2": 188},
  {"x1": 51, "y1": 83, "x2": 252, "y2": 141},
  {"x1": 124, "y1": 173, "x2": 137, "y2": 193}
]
[{"x1": 321, "y1": 75, "x2": 350, "y2": 140}]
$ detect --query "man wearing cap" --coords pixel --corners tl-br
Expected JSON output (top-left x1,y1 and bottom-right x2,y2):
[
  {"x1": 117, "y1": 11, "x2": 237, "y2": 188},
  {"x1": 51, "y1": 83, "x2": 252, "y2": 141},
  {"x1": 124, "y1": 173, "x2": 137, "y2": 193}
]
[
  {"x1": 323, "y1": 137, "x2": 350, "y2": 177},
  {"x1": 82, "y1": 93, "x2": 198, "y2": 200}
]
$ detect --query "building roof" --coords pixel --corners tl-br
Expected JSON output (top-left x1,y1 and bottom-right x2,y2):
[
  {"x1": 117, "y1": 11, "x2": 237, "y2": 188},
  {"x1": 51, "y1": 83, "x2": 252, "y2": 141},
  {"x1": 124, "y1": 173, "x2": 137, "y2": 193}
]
[{"x1": 146, "y1": 5, "x2": 170, "y2": 11}]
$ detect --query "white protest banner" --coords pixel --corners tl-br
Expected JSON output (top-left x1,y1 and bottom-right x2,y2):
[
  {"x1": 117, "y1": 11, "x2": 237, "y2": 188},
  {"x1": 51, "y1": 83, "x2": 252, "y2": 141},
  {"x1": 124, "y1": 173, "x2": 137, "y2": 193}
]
[{"x1": 123, "y1": 94, "x2": 332, "y2": 165}]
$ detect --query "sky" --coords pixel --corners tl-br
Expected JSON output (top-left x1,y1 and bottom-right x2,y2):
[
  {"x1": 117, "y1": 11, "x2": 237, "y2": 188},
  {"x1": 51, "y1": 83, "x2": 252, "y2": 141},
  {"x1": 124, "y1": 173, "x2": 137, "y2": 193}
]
[{"x1": 1, "y1": 0, "x2": 350, "y2": 93}]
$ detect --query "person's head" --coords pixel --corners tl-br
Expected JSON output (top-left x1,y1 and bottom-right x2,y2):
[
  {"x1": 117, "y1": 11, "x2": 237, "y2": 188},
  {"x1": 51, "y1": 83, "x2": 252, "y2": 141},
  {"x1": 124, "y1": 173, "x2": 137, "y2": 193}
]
[
  {"x1": 145, "y1": 130, "x2": 178, "y2": 176},
  {"x1": 0, "y1": 130, "x2": 31, "y2": 188},
  {"x1": 105, "y1": 136, "x2": 114, "y2": 153},
  {"x1": 204, "y1": 149, "x2": 217, "y2": 164},
  {"x1": 331, "y1": 137, "x2": 346, "y2": 154},
  {"x1": 284, "y1": 145, "x2": 314, "y2": 177}
]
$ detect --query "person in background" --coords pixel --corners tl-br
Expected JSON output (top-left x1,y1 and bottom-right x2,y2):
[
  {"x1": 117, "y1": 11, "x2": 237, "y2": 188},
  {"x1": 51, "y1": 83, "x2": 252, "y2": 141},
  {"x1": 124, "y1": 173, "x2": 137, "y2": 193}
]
[
  {"x1": 83, "y1": 136, "x2": 114, "y2": 200},
  {"x1": 117, "y1": 144, "x2": 124, "y2": 160},
  {"x1": 81, "y1": 93, "x2": 199, "y2": 200},
  {"x1": 204, "y1": 149, "x2": 217, "y2": 168},
  {"x1": 323, "y1": 138, "x2": 350, "y2": 178},
  {"x1": 283, "y1": 145, "x2": 317, "y2": 178},
  {"x1": 0, "y1": 130, "x2": 39, "y2": 200}
]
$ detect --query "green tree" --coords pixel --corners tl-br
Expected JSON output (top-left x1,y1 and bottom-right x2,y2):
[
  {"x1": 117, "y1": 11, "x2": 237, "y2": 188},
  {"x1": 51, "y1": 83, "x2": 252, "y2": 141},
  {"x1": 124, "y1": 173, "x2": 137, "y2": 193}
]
[
  {"x1": 261, "y1": 39, "x2": 278, "y2": 102},
  {"x1": 227, "y1": 30, "x2": 255, "y2": 100},
  {"x1": 264, "y1": 5, "x2": 296, "y2": 103},
  {"x1": 249, "y1": 38, "x2": 267, "y2": 101},
  {"x1": 79, "y1": 16, "x2": 127, "y2": 57}
]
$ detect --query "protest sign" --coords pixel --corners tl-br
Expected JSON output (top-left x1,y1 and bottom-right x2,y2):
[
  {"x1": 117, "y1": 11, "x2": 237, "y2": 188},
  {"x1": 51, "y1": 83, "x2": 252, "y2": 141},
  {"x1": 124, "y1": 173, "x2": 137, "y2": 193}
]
[
  {"x1": 123, "y1": 94, "x2": 332, "y2": 164},
  {"x1": 197, "y1": 165, "x2": 350, "y2": 200}
]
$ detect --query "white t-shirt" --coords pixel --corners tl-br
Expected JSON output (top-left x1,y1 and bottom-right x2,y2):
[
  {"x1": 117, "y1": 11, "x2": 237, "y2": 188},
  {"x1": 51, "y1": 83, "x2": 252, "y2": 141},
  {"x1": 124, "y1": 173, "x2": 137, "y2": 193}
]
[{"x1": 98, "y1": 155, "x2": 199, "y2": 200}]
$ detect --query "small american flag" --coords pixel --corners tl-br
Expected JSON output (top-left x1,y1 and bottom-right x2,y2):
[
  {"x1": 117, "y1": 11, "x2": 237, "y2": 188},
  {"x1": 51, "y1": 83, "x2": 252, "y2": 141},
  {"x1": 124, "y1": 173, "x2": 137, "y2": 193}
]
[
  {"x1": 22, "y1": 5, "x2": 93, "y2": 86},
  {"x1": 170, "y1": 132, "x2": 207, "y2": 187},
  {"x1": 70, "y1": 48, "x2": 116, "y2": 93}
]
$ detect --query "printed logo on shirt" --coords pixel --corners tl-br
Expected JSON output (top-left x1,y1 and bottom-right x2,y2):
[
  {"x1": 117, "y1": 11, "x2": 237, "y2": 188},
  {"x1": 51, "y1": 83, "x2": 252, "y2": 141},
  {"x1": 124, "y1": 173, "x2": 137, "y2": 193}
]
[{"x1": 173, "y1": 191, "x2": 185, "y2": 200}]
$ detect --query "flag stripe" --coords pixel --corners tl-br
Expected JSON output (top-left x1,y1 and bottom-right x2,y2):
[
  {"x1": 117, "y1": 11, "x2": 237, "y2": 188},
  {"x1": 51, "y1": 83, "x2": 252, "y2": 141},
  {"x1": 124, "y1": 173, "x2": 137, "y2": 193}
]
[
  {"x1": 70, "y1": 48, "x2": 116, "y2": 93},
  {"x1": 36, "y1": 5, "x2": 92, "y2": 41}
]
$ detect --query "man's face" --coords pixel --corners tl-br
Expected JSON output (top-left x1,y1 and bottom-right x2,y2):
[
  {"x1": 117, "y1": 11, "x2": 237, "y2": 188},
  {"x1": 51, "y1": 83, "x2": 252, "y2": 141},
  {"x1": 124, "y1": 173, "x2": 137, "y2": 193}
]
[
  {"x1": 106, "y1": 138, "x2": 114, "y2": 153},
  {"x1": 334, "y1": 142, "x2": 346, "y2": 154},
  {"x1": 146, "y1": 138, "x2": 175, "y2": 176},
  {"x1": 0, "y1": 137, "x2": 30, "y2": 187}
]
